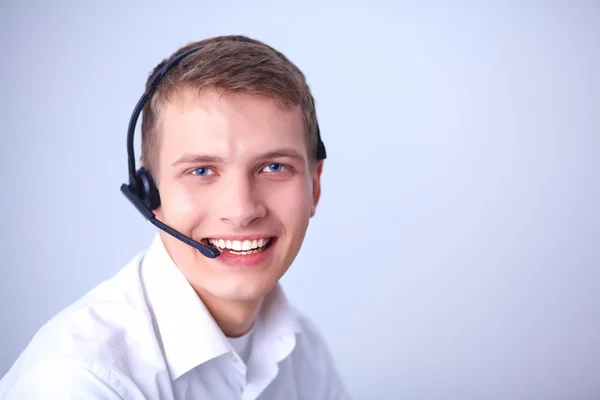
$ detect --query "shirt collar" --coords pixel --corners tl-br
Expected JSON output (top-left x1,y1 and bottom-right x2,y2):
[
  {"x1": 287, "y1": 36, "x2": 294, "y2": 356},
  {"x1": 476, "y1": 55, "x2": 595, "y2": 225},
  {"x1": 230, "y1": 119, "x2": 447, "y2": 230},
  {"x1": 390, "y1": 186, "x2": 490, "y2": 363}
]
[
  {"x1": 257, "y1": 284, "x2": 301, "y2": 348},
  {"x1": 140, "y1": 234, "x2": 302, "y2": 379},
  {"x1": 140, "y1": 234, "x2": 231, "y2": 380}
]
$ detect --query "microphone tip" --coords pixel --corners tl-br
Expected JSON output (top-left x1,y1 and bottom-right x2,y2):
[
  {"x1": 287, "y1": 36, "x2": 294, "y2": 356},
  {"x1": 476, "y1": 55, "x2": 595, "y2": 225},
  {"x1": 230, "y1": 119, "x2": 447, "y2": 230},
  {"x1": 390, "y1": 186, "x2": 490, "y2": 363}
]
[{"x1": 201, "y1": 246, "x2": 220, "y2": 258}]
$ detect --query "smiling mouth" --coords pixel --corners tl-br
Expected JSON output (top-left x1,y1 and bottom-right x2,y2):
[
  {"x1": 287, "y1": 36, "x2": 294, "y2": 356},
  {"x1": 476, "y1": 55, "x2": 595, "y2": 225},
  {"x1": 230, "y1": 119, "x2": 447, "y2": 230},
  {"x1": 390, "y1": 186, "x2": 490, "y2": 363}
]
[{"x1": 202, "y1": 237, "x2": 275, "y2": 255}]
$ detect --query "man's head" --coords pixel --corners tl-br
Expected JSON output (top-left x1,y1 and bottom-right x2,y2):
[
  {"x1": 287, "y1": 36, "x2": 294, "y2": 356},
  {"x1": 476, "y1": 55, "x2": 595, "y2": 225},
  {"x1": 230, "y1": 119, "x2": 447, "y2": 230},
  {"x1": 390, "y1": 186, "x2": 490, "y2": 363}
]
[{"x1": 140, "y1": 35, "x2": 324, "y2": 304}]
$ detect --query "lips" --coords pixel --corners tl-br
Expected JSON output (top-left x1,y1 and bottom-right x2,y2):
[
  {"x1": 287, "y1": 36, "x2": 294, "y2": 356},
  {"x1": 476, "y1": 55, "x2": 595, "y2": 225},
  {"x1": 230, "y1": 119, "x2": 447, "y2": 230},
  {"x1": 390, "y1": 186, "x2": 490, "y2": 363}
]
[
  {"x1": 206, "y1": 237, "x2": 274, "y2": 255},
  {"x1": 200, "y1": 236, "x2": 278, "y2": 268}
]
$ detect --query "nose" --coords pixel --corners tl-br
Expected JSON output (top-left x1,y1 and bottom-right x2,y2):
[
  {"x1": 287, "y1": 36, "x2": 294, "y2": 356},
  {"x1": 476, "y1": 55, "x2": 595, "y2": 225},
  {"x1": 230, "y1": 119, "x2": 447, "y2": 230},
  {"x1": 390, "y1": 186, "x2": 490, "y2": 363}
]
[{"x1": 217, "y1": 173, "x2": 267, "y2": 228}]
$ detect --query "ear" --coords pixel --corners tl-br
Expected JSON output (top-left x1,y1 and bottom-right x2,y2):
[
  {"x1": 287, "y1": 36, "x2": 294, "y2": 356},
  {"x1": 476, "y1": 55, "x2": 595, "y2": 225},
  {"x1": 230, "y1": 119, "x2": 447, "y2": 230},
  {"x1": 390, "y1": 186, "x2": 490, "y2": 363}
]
[{"x1": 310, "y1": 160, "x2": 324, "y2": 218}]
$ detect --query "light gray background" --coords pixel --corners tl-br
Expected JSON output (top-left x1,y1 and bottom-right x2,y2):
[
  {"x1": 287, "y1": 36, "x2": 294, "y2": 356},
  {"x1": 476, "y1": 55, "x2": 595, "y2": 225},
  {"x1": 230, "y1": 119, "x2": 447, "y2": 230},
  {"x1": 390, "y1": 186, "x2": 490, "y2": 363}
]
[{"x1": 1, "y1": 1, "x2": 599, "y2": 399}]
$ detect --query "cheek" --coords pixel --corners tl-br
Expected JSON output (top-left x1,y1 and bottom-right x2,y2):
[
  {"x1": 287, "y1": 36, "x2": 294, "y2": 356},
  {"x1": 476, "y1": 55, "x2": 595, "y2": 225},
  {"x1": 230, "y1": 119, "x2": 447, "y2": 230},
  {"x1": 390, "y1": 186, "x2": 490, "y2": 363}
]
[
  {"x1": 267, "y1": 181, "x2": 313, "y2": 229},
  {"x1": 161, "y1": 182, "x2": 209, "y2": 229}
]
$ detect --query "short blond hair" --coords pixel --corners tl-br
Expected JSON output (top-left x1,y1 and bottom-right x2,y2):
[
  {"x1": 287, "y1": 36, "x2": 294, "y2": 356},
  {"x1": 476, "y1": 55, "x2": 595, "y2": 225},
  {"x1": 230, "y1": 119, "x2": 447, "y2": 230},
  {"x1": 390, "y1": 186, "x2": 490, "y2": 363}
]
[{"x1": 140, "y1": 35, "x2": 318, "y2": 177}]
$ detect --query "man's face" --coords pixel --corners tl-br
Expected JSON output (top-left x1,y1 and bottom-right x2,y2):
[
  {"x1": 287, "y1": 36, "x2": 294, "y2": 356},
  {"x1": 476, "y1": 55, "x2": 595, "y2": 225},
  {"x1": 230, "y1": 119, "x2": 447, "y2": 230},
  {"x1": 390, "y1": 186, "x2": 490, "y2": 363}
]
[{"x1": 153, "y1": 88, "x2": 322, "y2": 302}]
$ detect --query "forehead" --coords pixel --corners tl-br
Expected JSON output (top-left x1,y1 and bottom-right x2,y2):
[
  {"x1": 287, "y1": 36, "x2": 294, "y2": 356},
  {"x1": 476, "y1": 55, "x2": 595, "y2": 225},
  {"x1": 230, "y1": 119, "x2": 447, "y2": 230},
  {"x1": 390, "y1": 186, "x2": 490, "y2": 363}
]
[{"x1": 157, "y1": 89, "x2": 306, "y2": 165}]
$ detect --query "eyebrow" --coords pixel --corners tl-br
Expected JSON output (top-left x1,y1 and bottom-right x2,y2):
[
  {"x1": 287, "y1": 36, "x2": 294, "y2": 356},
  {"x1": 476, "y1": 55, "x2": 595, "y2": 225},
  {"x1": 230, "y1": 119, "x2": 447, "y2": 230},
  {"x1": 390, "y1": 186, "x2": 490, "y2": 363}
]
[
  {"x1": 171, "y1": 154, "x2": 225, "y2": 167},
  {"x1": 171, "y1": 148, "x2": 306, "y2": 167},
  {"x1": 254, "y1": 149, "x2": 306, "y2": 164}
]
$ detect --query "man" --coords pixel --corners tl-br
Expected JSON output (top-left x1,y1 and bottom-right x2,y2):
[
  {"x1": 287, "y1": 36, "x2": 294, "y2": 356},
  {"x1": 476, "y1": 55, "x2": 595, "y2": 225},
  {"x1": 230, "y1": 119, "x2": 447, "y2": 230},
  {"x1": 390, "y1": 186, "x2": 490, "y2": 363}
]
[{"x1": 0, "y1": 35, "x2": 351, "y2": 399}]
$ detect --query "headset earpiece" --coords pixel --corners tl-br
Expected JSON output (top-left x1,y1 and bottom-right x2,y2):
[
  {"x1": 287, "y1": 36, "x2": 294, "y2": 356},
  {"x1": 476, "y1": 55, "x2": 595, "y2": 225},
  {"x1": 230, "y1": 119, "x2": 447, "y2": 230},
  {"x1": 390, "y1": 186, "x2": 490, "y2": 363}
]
[{"x1": 136, "y1": 167, "x2": 161, "y2": 210}]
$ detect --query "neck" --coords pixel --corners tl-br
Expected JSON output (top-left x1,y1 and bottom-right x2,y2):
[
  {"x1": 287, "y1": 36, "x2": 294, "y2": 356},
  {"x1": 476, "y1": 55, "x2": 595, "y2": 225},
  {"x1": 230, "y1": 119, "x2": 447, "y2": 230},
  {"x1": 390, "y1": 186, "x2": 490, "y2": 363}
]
[{"x1": 195, "y1": 288, "x2": 264, "y2": 338}]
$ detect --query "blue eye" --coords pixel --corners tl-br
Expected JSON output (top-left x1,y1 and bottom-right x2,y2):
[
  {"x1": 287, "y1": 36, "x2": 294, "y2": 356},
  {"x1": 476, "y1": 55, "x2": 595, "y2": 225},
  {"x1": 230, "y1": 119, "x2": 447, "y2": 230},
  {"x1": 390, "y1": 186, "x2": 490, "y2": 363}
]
[
  {"x1": 192, "y1": 167, "x2": 214, "y2": 176},
  {"x1": 263, "y1": 163, "x2": 285, "y2": 173}
]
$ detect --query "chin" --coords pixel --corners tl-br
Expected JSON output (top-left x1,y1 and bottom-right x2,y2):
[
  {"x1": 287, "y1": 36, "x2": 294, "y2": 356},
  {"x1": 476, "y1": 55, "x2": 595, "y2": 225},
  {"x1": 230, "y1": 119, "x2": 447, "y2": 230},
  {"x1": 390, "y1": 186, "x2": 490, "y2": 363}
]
[{"x1": 201, "y1": 278, "x2": 278, "y2": 302}]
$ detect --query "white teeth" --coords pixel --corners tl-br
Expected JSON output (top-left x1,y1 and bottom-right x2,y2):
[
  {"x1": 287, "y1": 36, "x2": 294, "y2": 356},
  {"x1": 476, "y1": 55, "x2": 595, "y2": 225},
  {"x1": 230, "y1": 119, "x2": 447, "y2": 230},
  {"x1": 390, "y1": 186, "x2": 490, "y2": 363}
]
[
  {"x1": 208, "y1": 237, "x2": 272, "y2": 251},
  {"x1": 230, "y1": 249, "x2": 260, "y2": 255}
]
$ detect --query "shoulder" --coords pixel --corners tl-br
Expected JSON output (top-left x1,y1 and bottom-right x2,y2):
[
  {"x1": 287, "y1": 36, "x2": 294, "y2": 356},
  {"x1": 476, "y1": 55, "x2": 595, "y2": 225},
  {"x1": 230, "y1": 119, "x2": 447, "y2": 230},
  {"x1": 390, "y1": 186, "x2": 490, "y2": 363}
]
[
  {"x1": 0, "y1": 254, "x2": 156, "y2": 398},
  {"x1": 29, "y1": 256, "x2": 151, "y2": 365},
  {"x1": 293, "y1": 309, "x2": 335, "y2": 364},
  {"x1": 287, "y1": 308, "x2": 353, "y2": 399},
  {"x1": 1, "y1": 359, "x2": 126, "y2": 399}
]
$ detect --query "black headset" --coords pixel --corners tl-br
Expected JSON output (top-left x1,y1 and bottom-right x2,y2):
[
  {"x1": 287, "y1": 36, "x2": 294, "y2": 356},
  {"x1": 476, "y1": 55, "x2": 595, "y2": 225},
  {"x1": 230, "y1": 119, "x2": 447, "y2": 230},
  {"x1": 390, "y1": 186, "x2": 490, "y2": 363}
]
[{"x1": 120, "y1": 43, "x2": 327, "y2": 258}]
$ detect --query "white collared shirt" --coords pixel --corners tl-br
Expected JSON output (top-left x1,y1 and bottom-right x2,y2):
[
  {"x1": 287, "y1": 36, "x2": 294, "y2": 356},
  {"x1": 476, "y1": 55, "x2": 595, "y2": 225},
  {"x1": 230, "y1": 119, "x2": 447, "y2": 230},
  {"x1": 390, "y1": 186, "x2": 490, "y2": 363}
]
[{"x1": 0, "y1": 235, "x2": 351, "y2": 399}]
